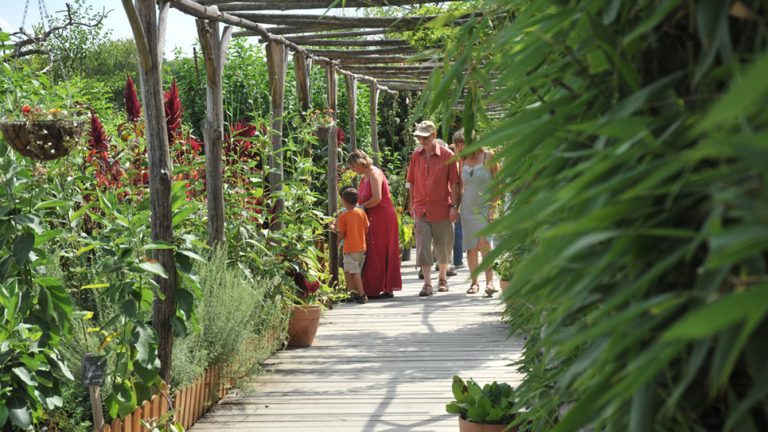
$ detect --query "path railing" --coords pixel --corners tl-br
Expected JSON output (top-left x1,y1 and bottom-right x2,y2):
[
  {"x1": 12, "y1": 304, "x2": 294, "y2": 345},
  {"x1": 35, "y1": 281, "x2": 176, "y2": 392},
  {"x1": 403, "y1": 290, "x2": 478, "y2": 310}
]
[{"x1": 100, "y1": 365, "x2": 227, "y2": 431}]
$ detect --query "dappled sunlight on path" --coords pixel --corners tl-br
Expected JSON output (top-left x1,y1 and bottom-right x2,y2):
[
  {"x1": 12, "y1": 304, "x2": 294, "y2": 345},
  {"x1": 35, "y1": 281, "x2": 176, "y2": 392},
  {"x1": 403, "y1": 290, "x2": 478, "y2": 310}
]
[{"x1": 191, "y1": 251, "x2": 524, "y2": 431}]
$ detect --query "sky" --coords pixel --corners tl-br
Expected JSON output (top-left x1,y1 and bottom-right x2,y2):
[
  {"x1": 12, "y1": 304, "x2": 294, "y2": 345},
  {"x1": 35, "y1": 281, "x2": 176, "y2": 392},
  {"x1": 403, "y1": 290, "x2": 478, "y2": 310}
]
[
  {"x1": 0, "y1": 0, "x2": 201, "y2": 57},
  {"x1": 0, "y1": 1, "x2": 363, "y2": 58}
]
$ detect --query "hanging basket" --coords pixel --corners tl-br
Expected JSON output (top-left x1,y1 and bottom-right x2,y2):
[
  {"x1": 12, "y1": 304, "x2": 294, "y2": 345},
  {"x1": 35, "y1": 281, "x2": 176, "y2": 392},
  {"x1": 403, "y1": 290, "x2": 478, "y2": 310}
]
[{"x1": 0, "y1": 119, "x2": 84, "y2": 161}]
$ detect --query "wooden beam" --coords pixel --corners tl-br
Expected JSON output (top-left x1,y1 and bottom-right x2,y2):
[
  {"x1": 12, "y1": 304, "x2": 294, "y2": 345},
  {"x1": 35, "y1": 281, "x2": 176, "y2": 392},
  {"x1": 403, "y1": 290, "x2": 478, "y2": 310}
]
[
  {"x1": 265, "y1": 18, "x2": 470, "y2": 35},
  {"x1": 326, "y1": 64, "x2": 338, "y2": 122},
  {"x1": 123, "y1": 0, "x2": 177, "y2": 382},
  {"x1": 337, "y1": 55, "x2": 415, "y2": 64},
  {"x1": 202, "y1": 0, "x2": 463, "y2": 11},
  {"x1": 369, "y1": 81, "x2": 380, "y2": 166},
  {"x1": 232, "y1": 13, "x2": 438, "y2": 27},
  {"x1": 262, "y1": 38, "x2": 411, "y2": 48},
  {"x1": 307, "y1": 47, "x2": 417, "y2": 58},
  {"x1": 266, "y1": 41, "x2": 288, "y2": 230},
  {"x1": 322, "y1": 125, "x2": 339, "y2": 289},
  {"x1": 235, "y1": 28, "x2": 392, "y2": 39},
  {"x1": 196, "y1": 19, "x2": 230, "y2": 247},
  {"x1": 345, "y1": 74, "x2": 357, "y2": 151},
  {"x1": 169, "y1": 0, "x2": 400, "y2": 93},
  {"x1": 293, "y1": 52, "x2": 312, "y2": 120},
  {"x1": 343, "y1": 64, "x2": 438, "y2": 73}
]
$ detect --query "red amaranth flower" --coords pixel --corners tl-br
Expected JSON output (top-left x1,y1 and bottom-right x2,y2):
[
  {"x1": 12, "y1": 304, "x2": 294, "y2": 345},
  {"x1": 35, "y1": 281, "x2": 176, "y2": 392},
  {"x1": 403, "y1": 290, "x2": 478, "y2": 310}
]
[
  {"x1": 125, "y1": 74, "x2": 142, "y2": 122},
  {"x1": 164, "y1": 78, "x2": 182, "y2": 144},
  {"x1": 336, "y1": 127, "x2": 345, "y2": 145},
  {"x1": 87, "y1": 112, "x2": 110, "y2": 155}
]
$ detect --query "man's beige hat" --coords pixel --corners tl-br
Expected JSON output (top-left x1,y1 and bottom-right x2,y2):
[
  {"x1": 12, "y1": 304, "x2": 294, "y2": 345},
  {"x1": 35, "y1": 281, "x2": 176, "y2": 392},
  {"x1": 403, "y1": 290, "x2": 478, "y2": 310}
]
[{"x1": 413, "y1": 120, "x2": 437, "y2": 137}]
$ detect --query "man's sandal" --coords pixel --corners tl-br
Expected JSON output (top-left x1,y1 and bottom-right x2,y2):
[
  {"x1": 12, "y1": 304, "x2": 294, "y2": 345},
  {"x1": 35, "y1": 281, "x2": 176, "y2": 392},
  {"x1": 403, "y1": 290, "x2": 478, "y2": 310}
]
[
  {"x1": 419, "y1": 284, "x2": 433, "y2": 297},
  {"x1": 466, "y1": 283, "x2": 480, "y2": 294},
  {"x1": 438, "y1": 279, "x2": 450, "y2": 292}
]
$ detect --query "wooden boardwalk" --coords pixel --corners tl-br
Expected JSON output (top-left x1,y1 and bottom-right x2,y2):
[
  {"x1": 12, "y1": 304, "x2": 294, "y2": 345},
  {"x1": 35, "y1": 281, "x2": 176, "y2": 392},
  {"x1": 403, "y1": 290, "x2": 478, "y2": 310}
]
[{"x1": 192, "y1": 255, "x2": 524, "y2": 431}]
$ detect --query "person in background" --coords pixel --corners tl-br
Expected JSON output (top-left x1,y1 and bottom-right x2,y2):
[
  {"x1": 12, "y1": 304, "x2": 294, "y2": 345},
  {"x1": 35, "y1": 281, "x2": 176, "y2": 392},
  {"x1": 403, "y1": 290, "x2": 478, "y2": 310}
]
[
  {"x1": 407, "y1": 120, "x2": 460, "y2": 296},
  {"x1": 347, "y1": 149, "x2": 402, "y2": 298},
  {"x1": 448, "y1": 142, "x2": 464, "y2": 271},
  {"x1": 453, "y1": 128, "x2": 500, "y2": 296},
  {"x1": 336, "y1": 187, "x2": 370, "y2": 303}
]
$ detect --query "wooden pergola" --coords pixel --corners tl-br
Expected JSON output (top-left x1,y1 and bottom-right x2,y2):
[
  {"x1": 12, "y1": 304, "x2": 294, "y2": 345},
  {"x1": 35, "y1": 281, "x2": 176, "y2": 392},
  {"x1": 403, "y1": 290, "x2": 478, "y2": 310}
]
[{"x1": 121, "y1": 0, "x2": 465, "y2": 380}]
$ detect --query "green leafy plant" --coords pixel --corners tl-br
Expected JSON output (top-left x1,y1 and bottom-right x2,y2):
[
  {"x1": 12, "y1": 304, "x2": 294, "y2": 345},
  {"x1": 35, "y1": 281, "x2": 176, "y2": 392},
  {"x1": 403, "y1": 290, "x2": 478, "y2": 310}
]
[
  {"x1": 446, "y1": 375, "x2": 517, "y2": 425},
  {"x1": 428, "y1": 0, "x2": 768, "y2": 430}
]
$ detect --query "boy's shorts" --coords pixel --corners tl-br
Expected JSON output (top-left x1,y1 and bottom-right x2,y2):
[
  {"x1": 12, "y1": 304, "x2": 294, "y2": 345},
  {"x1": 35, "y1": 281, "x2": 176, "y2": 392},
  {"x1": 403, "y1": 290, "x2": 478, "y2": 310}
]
[{"x1": 343, "y1": 252, "x2": 366, "y2": 274}]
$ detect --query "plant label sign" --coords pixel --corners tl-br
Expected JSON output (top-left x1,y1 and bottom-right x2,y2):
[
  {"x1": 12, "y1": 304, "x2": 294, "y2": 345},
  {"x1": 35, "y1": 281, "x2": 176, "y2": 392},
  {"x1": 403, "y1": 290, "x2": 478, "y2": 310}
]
[{"x1": 81, "y1": 353, "x2": 106, "y2": 387}]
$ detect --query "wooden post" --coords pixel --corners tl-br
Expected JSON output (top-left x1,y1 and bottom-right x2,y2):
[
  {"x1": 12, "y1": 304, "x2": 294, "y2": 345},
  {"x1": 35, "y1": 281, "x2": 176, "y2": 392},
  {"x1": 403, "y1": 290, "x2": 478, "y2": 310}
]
[
  {"x1": 196, "y1": 19, "x2": 232, "y2": 247},
  {"x1": 82, "y1": 354, "x2": 106, "y2": 432},
  {"x1": 344, "y1": 74, "x2": 357, "y2": 151},
  {"x1": 122, "y1": 0, "x2": 177, "y2": 382},
  {"x1": 293, "y1": 52, "x2": 312, "y2": 121},
  {"x1": 266, "y1": 41, "x2": 288, "y2": 230},
  {"x1": 326, "y1": 65, "x2": 337, "y2": 121},
  {"x1": 322, "y1": 125, "x2": 339, "y2": 288},
  {"x1": 369, "y1": 81, "x2": 381, "y2": 166}
]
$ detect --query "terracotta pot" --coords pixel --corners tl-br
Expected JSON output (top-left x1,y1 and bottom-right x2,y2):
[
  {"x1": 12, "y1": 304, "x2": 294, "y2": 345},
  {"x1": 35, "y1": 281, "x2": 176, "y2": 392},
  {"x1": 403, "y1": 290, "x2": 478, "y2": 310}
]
[
  {"x1": 499, "y1": 280, "x2": 510, "y2": 293},
  {"x1": 458, "y1": 416, "x2": 511, "y2": 432},
  {"x1": 287, "y1": 304, "x2": 321, "y2": 347}
]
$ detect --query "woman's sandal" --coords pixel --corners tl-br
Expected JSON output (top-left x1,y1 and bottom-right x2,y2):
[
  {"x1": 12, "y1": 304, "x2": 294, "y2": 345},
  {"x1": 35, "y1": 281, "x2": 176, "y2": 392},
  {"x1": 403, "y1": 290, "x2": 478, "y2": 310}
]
[
  {"x1": 484, "y1": 284, "x2": 498, "y2": 297},
  {"x1": 466, "y1": 283, "x2": 480, "y2": 294}
]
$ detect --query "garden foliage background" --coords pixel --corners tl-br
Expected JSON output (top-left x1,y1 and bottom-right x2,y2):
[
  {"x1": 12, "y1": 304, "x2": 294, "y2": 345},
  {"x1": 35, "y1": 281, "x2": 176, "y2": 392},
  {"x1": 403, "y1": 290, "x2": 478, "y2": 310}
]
[
  {"x1": 0, "y1": 1, "x2": 420, "y2": 429},
  {"x1": 425, "y1": 0, "x2": 768, "y2": 430},
  {"x1": 2, "y1": 0, "x2": 768, "y2": 431}
]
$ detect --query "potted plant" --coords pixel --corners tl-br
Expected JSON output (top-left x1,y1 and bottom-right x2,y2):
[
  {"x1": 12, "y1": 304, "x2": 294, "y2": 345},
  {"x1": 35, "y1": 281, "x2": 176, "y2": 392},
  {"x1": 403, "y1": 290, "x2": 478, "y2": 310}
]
[
  {"x1": 397, "y1": 208, "x2": 415, "y2": 261},
  {"x1": 0, "y1": 104, "x2": 86, "y2": 160},
  {"x1": 284, "y1": 265, "x2": 323, "y2": 347},
  {"x1": 446, "y1": 375, "x2": 517, "y2": 432}
]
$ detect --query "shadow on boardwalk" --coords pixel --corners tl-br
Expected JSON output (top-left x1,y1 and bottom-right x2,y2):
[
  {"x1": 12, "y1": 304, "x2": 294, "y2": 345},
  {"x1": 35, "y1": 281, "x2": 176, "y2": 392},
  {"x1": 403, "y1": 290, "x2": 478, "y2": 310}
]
[{"x1": 191, "y1": 257, "x2": 524, "y2": 432}]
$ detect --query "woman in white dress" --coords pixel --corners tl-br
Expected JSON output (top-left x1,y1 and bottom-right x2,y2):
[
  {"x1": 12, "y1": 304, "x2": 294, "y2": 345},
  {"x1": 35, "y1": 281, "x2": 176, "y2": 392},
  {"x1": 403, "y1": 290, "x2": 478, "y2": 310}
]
[{"x1": 454, "y1": 129, "x2": 500, "y2": 296}]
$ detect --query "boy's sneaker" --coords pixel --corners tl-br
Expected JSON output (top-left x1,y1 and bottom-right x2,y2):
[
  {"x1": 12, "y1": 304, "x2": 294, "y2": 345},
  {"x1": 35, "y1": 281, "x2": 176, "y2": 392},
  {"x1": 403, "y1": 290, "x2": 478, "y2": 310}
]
[{"x1": 356, "y1": 295, "x2": 368, "y2": 304}]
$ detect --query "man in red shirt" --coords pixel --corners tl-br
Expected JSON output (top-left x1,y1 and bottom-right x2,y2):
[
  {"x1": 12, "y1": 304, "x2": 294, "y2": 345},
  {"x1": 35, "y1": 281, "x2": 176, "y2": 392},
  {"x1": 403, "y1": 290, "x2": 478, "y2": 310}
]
[{"x1": 407, "y1": 120, "x2": 460, "y2": 296}]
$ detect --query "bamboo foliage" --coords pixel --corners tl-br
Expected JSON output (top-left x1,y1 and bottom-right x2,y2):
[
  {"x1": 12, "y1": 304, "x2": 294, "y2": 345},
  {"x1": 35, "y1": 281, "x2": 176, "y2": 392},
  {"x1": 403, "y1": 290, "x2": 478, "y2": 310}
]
[{"x1": 426, "y1": 0, "x2": 768, "y2": 430}]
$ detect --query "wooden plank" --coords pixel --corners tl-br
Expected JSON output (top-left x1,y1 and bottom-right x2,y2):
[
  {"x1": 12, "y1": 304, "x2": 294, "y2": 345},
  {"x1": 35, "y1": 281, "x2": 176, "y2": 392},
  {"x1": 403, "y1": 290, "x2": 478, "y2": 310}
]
[
  {"x1": 132, "y1": 405, "x2": 142, "y2": 431},
  {"x1": 112, "y1": 418, "x2": 123, "y2": 432},
  {"x1": 142, "y1": 400, "x2": 151, "y2": 431}
]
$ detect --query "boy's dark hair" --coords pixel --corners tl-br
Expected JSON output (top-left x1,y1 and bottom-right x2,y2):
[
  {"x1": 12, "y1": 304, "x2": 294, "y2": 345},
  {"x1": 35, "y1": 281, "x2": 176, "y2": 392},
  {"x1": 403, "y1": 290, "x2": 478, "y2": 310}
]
[{"x1": 341, "y1": 188, "x2": 358, "y2": 206}]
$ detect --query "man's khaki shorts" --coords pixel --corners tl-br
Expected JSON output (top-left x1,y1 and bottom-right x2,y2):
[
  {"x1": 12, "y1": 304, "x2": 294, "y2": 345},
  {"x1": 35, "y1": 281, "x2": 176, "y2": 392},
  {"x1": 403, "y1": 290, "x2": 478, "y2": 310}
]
[
  {"x1": 343, "y1": 252, "x2": 366, "y2": 274},
  {"x1": 415, "y1": 218, "x2": 453, "y2": 267}
]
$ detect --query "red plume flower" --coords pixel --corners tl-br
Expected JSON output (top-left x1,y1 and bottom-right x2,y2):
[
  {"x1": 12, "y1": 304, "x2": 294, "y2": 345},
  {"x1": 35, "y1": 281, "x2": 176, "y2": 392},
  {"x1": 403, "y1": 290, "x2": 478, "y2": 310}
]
[
  {"x1": 336, "y1": 127, "x2": 345, "y2": 146},
  {"x1": 164, "y1": 78, "x2": 182, "y2": 144},
  {"x1": 87, "y1": 112, "x2": 110, "y2": 155},
  {"x1": 125, "y1": 74, "x2": 142, "y2": 122}
]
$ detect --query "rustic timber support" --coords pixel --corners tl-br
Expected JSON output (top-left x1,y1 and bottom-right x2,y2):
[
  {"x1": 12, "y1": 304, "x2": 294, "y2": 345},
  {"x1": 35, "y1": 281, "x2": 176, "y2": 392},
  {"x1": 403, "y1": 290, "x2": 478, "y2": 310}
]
[
  {"x1": 121, "y1": 0, "x2": 176, "y2": 382},
  {"x1": 196, "y1": 19, "x2": 232, "y2": 247},
  {"x1": 293, "y1": 52, "x2": 312, "y2": 120},
  {"x1": 344, "y1": 74, "x2": 357, "y2": 151},
  {"x1": 326, "y1": 64, "x2": 337, "y2": 121},
  {"x1": 265, "y1": 41, "x2": 288, "y2": 230},
  {"x1": 323, "y1": 124, "x2": 339, "y2": 289},
  {"x1": 369, "y1": 81, "x2": 381, "y2": 166}
]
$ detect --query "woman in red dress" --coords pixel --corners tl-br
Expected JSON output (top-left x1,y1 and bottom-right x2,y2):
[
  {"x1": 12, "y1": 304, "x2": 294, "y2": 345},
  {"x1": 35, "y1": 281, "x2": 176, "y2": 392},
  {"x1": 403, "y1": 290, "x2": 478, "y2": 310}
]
[{"x1": 347, "y1": 149, "x2": 402, "y2": 298}]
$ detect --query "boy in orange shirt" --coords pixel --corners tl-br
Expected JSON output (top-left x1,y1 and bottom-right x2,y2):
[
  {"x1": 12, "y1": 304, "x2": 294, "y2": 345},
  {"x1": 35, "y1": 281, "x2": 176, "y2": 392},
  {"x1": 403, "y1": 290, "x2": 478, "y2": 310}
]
[{"x1": 336, "y1": 187, "x2": 370, "y2": 303}]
